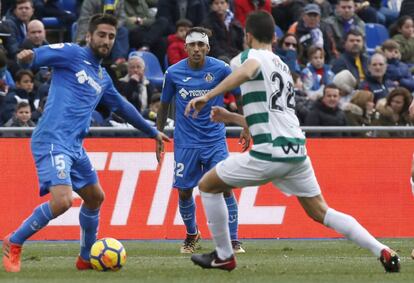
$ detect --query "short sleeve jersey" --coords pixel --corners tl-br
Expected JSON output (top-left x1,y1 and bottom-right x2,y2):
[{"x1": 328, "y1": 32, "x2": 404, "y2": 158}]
[
  {"x1": 161, "y1": 56, "x2": 238, "y2": 148},
  {"x1": 238, "y1": 49, "x2": 307, "y2": 162}
]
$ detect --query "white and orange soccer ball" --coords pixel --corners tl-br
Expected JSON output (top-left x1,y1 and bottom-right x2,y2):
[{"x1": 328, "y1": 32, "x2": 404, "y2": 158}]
[{"x1": 90, "y1": 238, "x2": 126, "y2": 271}]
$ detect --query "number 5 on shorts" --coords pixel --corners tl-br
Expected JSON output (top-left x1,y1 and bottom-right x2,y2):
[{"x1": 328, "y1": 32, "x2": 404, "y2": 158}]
[{"x1": 54, "y1": 154, "x2": 66, "y2": 170}]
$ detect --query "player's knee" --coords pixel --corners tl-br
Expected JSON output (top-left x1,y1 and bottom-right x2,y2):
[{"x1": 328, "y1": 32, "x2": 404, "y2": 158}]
[
  {"x1": 95, "y1": 189, "x2": 105, "y2": 206},
  {"x1": 198, "y1": 178, "x2": 208, "y2": 193},
  {"x1": 51, "y1": 195, "x2": 73, "y2": 215}
]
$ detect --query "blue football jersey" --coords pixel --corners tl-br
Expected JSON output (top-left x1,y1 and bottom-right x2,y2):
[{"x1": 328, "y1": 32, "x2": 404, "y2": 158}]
[
  {"x1": 30, "y1": 43, "x2": 128, "y2": 152},
  {"x1": 161, "y1": 56, "x2": 239, "y2": 148}
]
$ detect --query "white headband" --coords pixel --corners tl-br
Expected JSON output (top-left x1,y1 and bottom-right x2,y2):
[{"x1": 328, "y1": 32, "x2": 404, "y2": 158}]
[{"x1": 185, "y1": 32, "x2": 209, "y2": 46}]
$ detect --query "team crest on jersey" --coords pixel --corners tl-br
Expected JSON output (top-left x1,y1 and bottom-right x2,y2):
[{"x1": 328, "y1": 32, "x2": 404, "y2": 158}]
[
  {"x1": 57, "y1": 169, "x2": 67, "y2": 180},
  {"x1": 204, "y1": 72, "x2": 214, "y2": 83}
]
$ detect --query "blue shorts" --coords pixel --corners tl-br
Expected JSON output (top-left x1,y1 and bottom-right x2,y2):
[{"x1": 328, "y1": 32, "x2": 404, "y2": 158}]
[
  {"x1": 173, "y1": 142, "x2": 228, "y2": 190},
  {"x1": 31, "y1": 143, "x2": 98, "y2": 196}
]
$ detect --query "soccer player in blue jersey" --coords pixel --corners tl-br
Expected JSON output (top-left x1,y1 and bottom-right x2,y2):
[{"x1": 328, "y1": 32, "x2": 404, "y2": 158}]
[
  {"x1": 2, "y1": 14, "x2": 169, "y2": 273},
  {"x1": 157, "y1": 27, "x2": 249, "y2": 254}
]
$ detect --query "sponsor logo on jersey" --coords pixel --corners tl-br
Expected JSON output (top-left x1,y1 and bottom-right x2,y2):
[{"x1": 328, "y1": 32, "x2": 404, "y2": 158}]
[
  {"x1": 179, "y1": 88, "x2": 210, "y2": 99},
  {"x1": 204, "y1": 72, "x2": 214, "y2": 83},
  {"x1": 179, "y1": 88, "x2": 189, "y2": 99},
  {"x1": 76, "y1": 70, "x2": 102, "y2": 94}
]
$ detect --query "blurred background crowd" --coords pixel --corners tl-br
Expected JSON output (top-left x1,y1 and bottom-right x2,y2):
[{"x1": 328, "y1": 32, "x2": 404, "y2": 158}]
[{"x1": 0, "y1": 0, "x2": 413, "y2": 137}]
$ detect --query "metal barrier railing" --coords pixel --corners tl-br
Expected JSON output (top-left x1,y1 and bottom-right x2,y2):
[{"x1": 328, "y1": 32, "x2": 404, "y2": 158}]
[{"x1": 1, "y1": 126, "x2": 414, "y2": 138}]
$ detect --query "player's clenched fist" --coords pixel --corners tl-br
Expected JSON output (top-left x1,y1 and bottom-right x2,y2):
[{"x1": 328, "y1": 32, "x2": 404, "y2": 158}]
[{"x1": 17, "y1": 49, "x2": 34, "y2": 64}]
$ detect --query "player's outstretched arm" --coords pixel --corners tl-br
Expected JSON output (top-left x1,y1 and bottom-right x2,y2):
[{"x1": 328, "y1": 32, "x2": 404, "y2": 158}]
[
  {"x1": 211, "y1": 106, "x2": 247, "y2": 128},
  {"x1": 185, "y1": 58, "x2": 260, "y2": 118},
  {"x1": 211, "y1": 106, "x2": 250, "y2": 152}
]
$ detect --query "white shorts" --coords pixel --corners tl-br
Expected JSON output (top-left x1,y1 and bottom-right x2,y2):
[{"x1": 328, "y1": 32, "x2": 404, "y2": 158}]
[{"x1": 216, "y1": 152, "x2": 321, "y2": 197}]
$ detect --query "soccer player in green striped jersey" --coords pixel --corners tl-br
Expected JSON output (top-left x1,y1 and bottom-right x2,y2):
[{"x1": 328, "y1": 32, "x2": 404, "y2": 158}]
[{"x1": 185, "y1": 10, "x2": 400, "y2": 273}]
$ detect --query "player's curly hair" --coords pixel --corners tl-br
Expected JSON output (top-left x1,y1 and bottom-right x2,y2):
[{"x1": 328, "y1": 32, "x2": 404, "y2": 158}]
[{"x1": 88, "y1": 13, "x2": 118, "y2": 34}]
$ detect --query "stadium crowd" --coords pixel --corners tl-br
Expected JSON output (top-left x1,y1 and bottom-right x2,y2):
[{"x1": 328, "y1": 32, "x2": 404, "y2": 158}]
[{"x1": 0, "y1": 0, "x2": 413, "y2": 137}]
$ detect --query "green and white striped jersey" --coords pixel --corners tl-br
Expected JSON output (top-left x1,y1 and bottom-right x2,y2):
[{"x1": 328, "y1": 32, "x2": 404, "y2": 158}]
[{"x1": 234, "y1": 49, "x2": 307, "y2": 162}]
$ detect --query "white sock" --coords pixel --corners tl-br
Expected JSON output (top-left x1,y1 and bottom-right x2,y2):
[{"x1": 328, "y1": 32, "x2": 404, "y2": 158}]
[
  {"x1": 200, "y1": 191, "x2": 233, "y2": 259},
  {"x1": 323, "y1": 208, "x2": 387, "y2": 257}
]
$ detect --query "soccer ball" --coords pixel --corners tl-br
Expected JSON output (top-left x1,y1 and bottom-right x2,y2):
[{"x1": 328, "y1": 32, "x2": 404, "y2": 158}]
[{"x1": 90, "y1": 238, "x2": 126, "y2": 271}]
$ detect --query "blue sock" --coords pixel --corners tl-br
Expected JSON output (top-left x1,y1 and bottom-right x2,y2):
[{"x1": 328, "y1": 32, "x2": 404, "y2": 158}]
[
  {"x1": 179, "y1": 197, "x2": 197, "y2": 235},
  {"x1": 225, "y1": 195, "x2": 239, "y2": 241},
  {"x1": 10, "y1": 202, "x2": 54, "y2": 245},
  {"x1": 79, "y1": 205, "x2": 100, "y2": 260}
]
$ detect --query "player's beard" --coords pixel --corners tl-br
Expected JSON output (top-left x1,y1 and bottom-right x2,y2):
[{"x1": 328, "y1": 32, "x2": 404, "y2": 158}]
[{"x1": 91, "y1": 42, "x2": 111, "y2": 59}]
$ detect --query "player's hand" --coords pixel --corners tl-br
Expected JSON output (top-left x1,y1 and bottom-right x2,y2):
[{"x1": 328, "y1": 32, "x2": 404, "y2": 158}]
[
  {"x1": 185, "y1": 96, "x2": 208, "y2": 118},
  {"x1": 17, "y1": 49, "x2": 34, "y2": 64},
  {"x1": 211, "y1": 106, "x2": 230, "y2": 124},
  {"x1": 239, "y1": 127, "x2": 251, "y2": 152},
  {"x1": 155, "y1": 132, "x2": 170, "y2": 163}
]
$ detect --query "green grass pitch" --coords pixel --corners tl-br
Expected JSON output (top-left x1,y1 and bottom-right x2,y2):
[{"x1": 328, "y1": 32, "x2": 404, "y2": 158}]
[{"x1": 1, "y1": 238, "x2": 413, "y2": 283}]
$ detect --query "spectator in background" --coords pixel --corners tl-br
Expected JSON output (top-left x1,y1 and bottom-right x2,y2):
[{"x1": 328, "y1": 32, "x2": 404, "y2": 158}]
[
  {"x1": 301, "y1": 45, "x2": 335, "y2": 100},
  {"x1": 292, "y1": 72, "x2": 313, "y2": 125},
  {"x1": 400, "y1": 0, "x2": 414, "y2": 19},
  {"x1": 389, "y1": 15, "x2": 414, "y2": 65},
  {"x1": 324, "y1": 0, "x2": 365, "y2": 53},
  {"x1": 127, "y1": 0, "x2": 171, "y2": 66},
  {"x1": 381, "y1": 39, "x2": 414, "y2": 93},
  {"x1": 354, "y1": 0, "x2": 379, "y2": 24},
  {"x1": 304, "y1": 83, "x2": 348, "y2": 137},
  {"x1": 75, "y1": 0, "x2": 129, "y2": 63},
  {"x1": 143, "y1": 92, "x2": 161, "y2": 123},
  {"x1": 359, "y1": 52, "x2": 393, "y2": 103},
  {"x1": 202, "y1": 0, "x2": 244, "y2": 63},
  {"x1": 343, "y1": 90, "x2": 376, "y2": 135},
  {"x1": 234, "y1": 0, "x2": 271, "y2": 27},
  {"x1": 167, "y1": 19, "x2": 192, "y2": 65},
  {"x1": 271, "y1": 0, "x2": 307, "y2": 32},
  {"x1": 1, "y1": 69, "x2": 37, "y2": 125},
  {"x1": 0, "y1": 49, "x2": 15, "y2": 108},
  {"x1": 288, "y1": 3, "x2": 338, "y2": 63},
  {"x1": 0, "y1": 1, "x2": 19, "y2": 60},
  {"x1": 332, "y1": 69, "x2": 358, "y2": 106},
  {"x1": 124, "y1": 0, "x2": 157, "y2": 30},
  {"x1": 4, "y1": 101, "x2": 36, "y2": 127},
  {"x1": 373, "y1": 87, "x2": 413, "y2": 136},
  {"x1": 5, "y1": 0, "x2": 34, "y2": 46},
  {"x1": 0, "y1": 49, "x2": 15, "y2": 91},
  {"x1": 274, "y1": 33, "x2": 301, "y2": 74},
  {"x1": 332, "y1": 29, "x2": 368, "y2": 83},
  {"x1": 116, "y1": 53, "x2": 154, "y2": 113},
  {"x1": 19, "y1": 20, "x2": 48, "y2": 50},
  {"x1": 155, "y1": 0, "x2": 209, "y2": 35}
]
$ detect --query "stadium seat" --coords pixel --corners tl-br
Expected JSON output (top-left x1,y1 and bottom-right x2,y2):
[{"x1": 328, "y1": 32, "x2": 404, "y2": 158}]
[
  {"x1": 365, "y1": 23, "x2": 389, "y2": 55},
  {"x1": 129, "y1": 51, "x2": 164, "y2": 89},
  {"x1": 42, "y1": 0, "x2": 78, "y2": 42}
]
